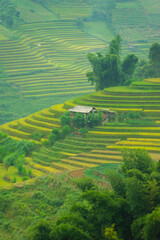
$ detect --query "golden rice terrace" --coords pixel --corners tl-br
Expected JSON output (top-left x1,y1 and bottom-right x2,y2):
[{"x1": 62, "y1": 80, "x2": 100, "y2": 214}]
[{"x1": 1, "y1": 78, "x2": 160, "y2": 180}]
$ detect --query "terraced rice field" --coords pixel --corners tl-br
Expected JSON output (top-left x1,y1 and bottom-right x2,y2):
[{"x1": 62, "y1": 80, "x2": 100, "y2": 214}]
[
  {"x1": 1, "y1": 20, "x2": 106, "y2": 98},
  {"x1": 2, "y1": 78, "x2": 160, "y2": 178},
  {"x1": 112, "y1": 0, "x2": 160, "y2": 58}
]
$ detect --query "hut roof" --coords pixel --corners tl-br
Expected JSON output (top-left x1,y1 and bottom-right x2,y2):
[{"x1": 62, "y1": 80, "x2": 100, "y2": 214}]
[{"x1": 69, "y1": 106, "x2": 96, "y2": 114}]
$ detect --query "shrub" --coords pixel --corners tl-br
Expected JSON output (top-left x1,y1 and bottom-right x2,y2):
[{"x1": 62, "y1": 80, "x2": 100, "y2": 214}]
[
  {"x1": 22, "y1": 176, "x2": 29, "y2": 181},
  {"x1": 79, "y1": 128, "x2": 89, "y2": 135},
  {"x1": 61, "y1": 112, "x2": 71, "y2": 126},
  {"x1": 73, "y1": 113, "x2": 86, "y2": 128},
  {"x1": 11, "y1": 176, "x2": 17, "y2": 183},
  {"x1": 48, "y1": 133, "x2": 57, "y2": 145},
  {"x1": 61, "y1": 125, "x2": 71, "y2": 139},
  {"x1": 31, "y1": 132, "x2": 44, "y2": 141}
]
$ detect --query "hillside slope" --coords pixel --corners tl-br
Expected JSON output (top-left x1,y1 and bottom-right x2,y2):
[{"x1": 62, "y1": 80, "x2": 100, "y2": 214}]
[
  {"x1": 0, "y1": 0, "x2": 160, "y2": 125},
  {"x1": 1, "y1": 78, "x2": 160, "y2": 188}
]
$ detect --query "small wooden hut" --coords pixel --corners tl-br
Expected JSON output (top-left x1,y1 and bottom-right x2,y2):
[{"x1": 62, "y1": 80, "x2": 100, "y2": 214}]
[{"x1": 68, "y1": 106, "x2": 97, "y2": 117}]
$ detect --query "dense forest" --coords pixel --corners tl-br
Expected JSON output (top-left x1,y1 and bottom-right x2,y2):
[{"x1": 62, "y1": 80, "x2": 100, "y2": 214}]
[{"x1": 1, "y1": 149, "x2": 160, "y2": 240}]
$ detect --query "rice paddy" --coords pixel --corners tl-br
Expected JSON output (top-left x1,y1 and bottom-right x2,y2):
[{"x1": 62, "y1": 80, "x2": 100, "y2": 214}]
[{"x1": 1, "y1": 0, "x2": 160, "y2": 187}]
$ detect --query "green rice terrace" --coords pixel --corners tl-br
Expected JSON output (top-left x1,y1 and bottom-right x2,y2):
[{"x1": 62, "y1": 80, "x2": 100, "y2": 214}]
[
  {"x1": 1, "y1": 77, "x2": 160, "y2": 188},
  {"x1": 1, "y1": 0, "x2": 160, "y2": 125}
]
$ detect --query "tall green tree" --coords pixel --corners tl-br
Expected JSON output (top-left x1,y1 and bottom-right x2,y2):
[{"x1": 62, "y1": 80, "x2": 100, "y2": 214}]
[
  {"x1": 149, "y1": 42, "x2": 160, "y2": 77},
  {"x1": 87, "y1": 35, "x2": 138, "y2": 90}
]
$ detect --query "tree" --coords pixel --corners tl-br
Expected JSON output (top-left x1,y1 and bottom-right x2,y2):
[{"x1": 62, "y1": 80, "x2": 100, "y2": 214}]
[
  {"x1": 15, "y1": 154, "x2": 26, "y2": 175},
  {"x1": 81, "y1": 190, "x2": 117, "y2": 240},
  {"x1": 122, "y1": 54, "x2": 138, "y2": 77},
  {"x1": 121, "y1": 148, "x2": 154, "y2": 174},
  {"x1": 60, "y1": 112, "x2": 70, "y2": 126},
  {"x1": 109, "y1": 35, "x2": 121, "y2": 56},
  {"x1": 73, "y1": 113, "x2": 86, "y2": 128},
  {"x1": 87, "y1": 35, "x2": 138, "y2": 90},
  {"x1": 3, "y1": 152, "x2": 18, "y2": 172},
  {"x1": 126, "y1": 176, "x2": 149, "y2": 218},
  {"x1": 149, "y1": 42, "x2": 160, "y2": 77},
  {"x1": 73, "y1": 176, "x2": 97, "y2": 192},
  {"x1": 27, "y1": 221, "x2": 52, "y2": 240},
  {"x1": 107, "y1": 170, "x2": 126, "y2": 197},
  {"x1": 50, "y1": 223, "x2": 91, "y2": 240},
  {"x1": 142, "y1": 207, "x2": 160, "y2": 240}
]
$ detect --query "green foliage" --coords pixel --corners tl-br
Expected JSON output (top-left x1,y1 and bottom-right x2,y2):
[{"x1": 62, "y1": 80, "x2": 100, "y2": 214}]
[
  {"x1": 122, "y1": 54, "x2": 138, "y2": 77},
  {"x1": 81, "y1": 190, "x2": 117, "y2": 239},
  {"x1": 3, "y1": 152, "x2": 18, "y2": 172},
  {"x1": 0, "y1": 131, "x2": 7, "y2": 140},
  {"x1": 87, "y1": 35, "x2": 138, "y2": 90},
  {"x1": 48, "y1": 133, "x2": 57, "y2": 145},
  {"x1": 142, "y1": 207, "x2": 160, "y2": 240},
  {"x1": 0, "y1": 0, "x2": 23, "y2": 28},
  {"x1": 104, "y1": 224, "x2": 119, "y2": 240},
  {"x1": 121, "y1": 148, "x2": 155, "y2": 174},
  {"x1": 134, "y1": 42, "x2": 160, "y2": 79},
  {"x1": 73, "y1": 177, "x2": 97, "y2": 192},
  {"x1": 61, "y1": 125, "x2": 71, "y2": 138},
  {"x1": 78, "y1": 127, "x2": 89, "y2": 135},
  {"x1": 73, "y1": 113, "x2": 86, "y2": 128},
  {"x1": 87, "y1": 112, "x2": 102, "y2": 128},
  {"x1": 48, "y1": 128, "x2": 61, "y2": 145},
  {"x1": 107, "y1": 170, "x2": 126, "y2": 197},
  {"x1": 0, "y1": 136, "x2": 35, "y2": 173},
  {"x1": 109, "y1": 35, "x2": 121, "y2": 56},
  {"x1": 15, "y1": 154, "x2": 27, "y2": 176},
  {"x1": 50, "y1": 223, "x2": 91, "y2": 240},
  {"x1": 149, "y1": 42, "x2": 160, "y2": 77},
  {"x1": 60, "y1": 112, "x2": 71, "y2": 126},
  {"x1": 31, "y1": 132, "x2": 44, "y2": 141},
  {"x1": 72, "y1": 112, "x2": 102, "y2": 129},
  {"x1": 125, "y1": 176, "x2": 148, "y2": 217},
  {"x1": 27, "y1": 221, "x2": 52, "y2": 240}
]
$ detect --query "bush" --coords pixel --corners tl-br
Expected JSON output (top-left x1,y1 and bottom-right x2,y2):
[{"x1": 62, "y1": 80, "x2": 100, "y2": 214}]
[
  {"x1": 61, "y1": 112, "x2": 71, "y2": 126},
  {"x1": 61, "y1": 125, "x2": 71, "y2": 139},
  {"x1": 11, "y1": 176, "x2": 17, "y2": 183},
  {"x1": 48, "y1": 133, "x2": 57, "y2": 145},
  {"x1": 73, "y1": 113, "x2": 86, "y2": 128},
  {"x1": 79, "y1": 128, "x2": 89, "y2": 135},
  {"x1": 31, "y1": 132, "x2": 44, "y2": 141}
]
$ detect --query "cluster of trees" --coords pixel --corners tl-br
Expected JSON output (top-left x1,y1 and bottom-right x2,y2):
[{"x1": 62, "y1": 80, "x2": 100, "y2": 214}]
[
  {"x1": 47, "y1": 111, "x2": 102, "y2": 146},
  {"x1": 87, "y1": 35, "x2": 138, "y2": 90},
  {"x1": 61, "y1": 111, "x2": 102, "y2": 129},
  {"x1": 134, "y1": 42, "x2": 160, "y2": 79},
  {"x1": 0, "y1": 0, "x2": 23, "y2": 28},
  {"x1": 0, "y1": 131, "x2": 35, "y2": 179},
  {"x1": 27, "y1": 148, "x2": 160, "y2": 240}
]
